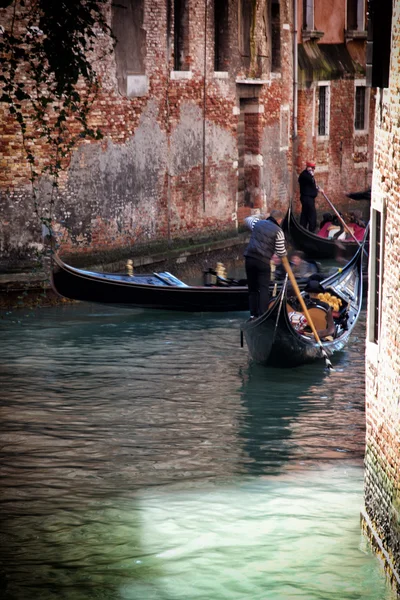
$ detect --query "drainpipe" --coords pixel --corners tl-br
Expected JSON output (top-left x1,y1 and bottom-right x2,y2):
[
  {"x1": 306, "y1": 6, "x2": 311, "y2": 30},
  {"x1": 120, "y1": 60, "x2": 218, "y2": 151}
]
[
  {"x1": 292, "y1": 0, "x2": 299, "y2": 204},
  {"x1": 166, "y1": 0, "x2": 172, "y2": 244},
  {"x1": 293, "y1": 0, "x2": 298, "y2": 141},
  {"x1": 202, "y1": 0, "x2": 208, "y2": 212}
]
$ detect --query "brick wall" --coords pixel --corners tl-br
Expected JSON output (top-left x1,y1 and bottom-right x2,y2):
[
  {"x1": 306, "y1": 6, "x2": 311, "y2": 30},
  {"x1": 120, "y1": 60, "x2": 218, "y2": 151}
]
[
  {"x1": 364, "y1": 0, "x2": 400, "y2": 590},
  {"x1": 0, "y1": 0, "x2": 293, "y2": 265},
  {"x1": 296, "y1": 76, "x2": 373, "y2": 224}
]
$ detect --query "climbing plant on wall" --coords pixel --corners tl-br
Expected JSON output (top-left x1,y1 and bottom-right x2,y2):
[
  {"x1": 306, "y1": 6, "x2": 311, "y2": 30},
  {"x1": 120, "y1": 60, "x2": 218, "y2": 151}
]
[{"x1": 0, "y1": 0, "x2": 115, "y2": 253}]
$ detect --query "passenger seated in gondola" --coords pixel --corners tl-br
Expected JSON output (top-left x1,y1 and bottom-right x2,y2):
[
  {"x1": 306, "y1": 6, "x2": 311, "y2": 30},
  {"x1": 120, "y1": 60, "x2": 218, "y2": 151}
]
[
  {"x1": 272, "y1": 250, "x2": 319, "y2": 281},
  {"x1": 317, "y1": 212, "x2": 334, "y2": 238},
  {"x1": 320, "y1": 215, "x2": 344, "y2": 239},
  {"x1": 346, "y1": 210, "x2": 367, "y2": 241},
  {"x1": 286, "y1": 280, "x2": 336, "y2": 339}
]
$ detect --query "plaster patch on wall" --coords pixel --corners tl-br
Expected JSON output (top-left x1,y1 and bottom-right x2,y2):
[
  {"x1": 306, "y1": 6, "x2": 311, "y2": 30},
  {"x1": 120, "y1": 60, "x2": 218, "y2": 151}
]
[
  {"x1": 261, "y1": 124, "x2": 290, "y2": 209},
  {"x1": 171, "y1": 103, "x2": 236, "y2": 175},
  {"x1": 62, "y1": 100, "x2": 168, "y2": 240}
]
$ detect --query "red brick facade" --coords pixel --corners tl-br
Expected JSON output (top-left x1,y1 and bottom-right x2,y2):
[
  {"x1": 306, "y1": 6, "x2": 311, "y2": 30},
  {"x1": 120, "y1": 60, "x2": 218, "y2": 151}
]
[
  {"x1": 0, "y1": 0, "x2": 294, "y2": 263},
  {"x1": 0, "y1": 0, "x2": 372, "y2": 264},
  {"x1": 364, "y1": 0, "x2": 400, "y2": 589},
  {"x1": 294, "y1": 0, "x2": 373, "y2": 222}
]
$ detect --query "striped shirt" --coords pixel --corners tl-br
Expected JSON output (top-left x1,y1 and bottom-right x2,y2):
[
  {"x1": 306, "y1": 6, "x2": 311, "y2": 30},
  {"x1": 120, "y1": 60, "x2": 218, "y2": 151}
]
[
  {"x1": 244, "y1": 215, "x2": 261, "y2": 230},
  {"x1": 244, "y1": 215, "x2": 287, "y2": 258},
  {"x1": 274, "y1": 229, "x2": 286, "y2": 257}
]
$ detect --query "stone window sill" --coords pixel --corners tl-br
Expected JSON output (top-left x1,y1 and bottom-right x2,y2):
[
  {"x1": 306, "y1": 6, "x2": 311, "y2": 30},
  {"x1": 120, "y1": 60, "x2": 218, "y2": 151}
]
[
  {"x1": 302, "y1": 29, "x2": 324, "y2": 42},
  {"x1": 170, "y1": 71, "x2": 192, "y2": 81},
  {"x1": 345, "y1": 29, "x2": 367, "y2": 41}
]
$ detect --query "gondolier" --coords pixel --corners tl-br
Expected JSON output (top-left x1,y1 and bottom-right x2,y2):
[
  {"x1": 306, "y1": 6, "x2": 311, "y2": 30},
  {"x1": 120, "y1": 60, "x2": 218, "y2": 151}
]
[
  {"x1": 298, "y1": 161, "x2": 323, "y2": 233},
  {"x1": 241, "y1": 239, "x2": 366, "y2": 367},
  {"x1": 244, "y1": 210, "x2": 287, "y2": 319}
]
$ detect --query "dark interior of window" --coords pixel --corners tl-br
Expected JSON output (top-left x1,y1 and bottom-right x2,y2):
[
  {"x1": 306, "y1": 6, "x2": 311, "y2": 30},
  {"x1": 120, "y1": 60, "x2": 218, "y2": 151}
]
[
  {"x1": 366, "y1": 0, "x2": 392, "y2": 88},
  {"x1": 174, "y1": 0, "x2": 189, "y2": 70},
  {"x1": 271, "y1": 0, "x2": 281, "y2": 71},
  {"x1": 347, "y1": 0, "x2": 359, "y2": 30},
  {"x1": 373, "y1": 210, "x2": 381, "y2": 344},
  {"x1": 318, "y1": 86, "x2": 327, "y2": 136},
  {"x1": 355, "y1": 87, "x2": 366, "y2": 130},
  {"x1": 240, "y1": 0, "x2": 253, "y2": 59},
  {"x1": 214, "y1": 0, "x2": 230, "y2": 71}
]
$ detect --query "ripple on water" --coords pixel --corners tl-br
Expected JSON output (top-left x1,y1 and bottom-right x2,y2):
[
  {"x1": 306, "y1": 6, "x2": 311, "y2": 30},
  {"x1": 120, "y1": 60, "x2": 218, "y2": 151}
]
[{"x1": 0, "y1": 307, "x2": 394, "y2": 599}]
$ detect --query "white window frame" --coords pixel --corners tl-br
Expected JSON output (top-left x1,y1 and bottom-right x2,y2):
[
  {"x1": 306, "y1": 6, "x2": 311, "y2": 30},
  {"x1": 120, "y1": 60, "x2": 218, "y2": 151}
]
[
  {"x1": 354, "y1": 79, "x2": 369, "y2": 134},
  {"x1": 317, "y1": 81, "x2": 330, "y2": 139}
]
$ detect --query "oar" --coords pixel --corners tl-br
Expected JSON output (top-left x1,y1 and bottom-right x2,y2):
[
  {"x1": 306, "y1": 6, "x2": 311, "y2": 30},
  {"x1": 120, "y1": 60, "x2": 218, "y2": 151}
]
[{"x1": 281, "y1": 256, "x2": 334, "y2": 370}]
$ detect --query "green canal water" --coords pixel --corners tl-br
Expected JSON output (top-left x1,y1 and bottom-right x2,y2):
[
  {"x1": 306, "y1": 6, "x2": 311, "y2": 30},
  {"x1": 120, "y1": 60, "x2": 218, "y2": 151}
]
[{"x1": 0, "y1": 305, "x2": 395, "y2": 599}]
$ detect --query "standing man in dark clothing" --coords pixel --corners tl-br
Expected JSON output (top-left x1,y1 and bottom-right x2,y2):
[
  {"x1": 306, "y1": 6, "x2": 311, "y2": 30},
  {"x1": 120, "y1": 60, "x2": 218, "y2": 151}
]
[
  {"x1": 298, "y1": 161, "x2": 323, "y2": 232},
  {"x1": 244, "y1": 209, "x2": 287, "y2": 318}
]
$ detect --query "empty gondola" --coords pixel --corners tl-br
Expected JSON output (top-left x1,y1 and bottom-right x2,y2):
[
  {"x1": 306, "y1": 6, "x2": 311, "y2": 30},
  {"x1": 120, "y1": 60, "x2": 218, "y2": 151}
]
[{"x1": 51, "y1": 254, "x2": 319, "y2": 313}]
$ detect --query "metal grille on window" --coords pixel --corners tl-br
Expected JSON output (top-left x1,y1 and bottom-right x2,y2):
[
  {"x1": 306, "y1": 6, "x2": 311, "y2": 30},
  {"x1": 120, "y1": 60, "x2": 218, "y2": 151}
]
[
  {"x1": 373, "y1": 210, "x2": 381, "y2": 344},
  {"x1": 318, "y1": 86, "x2": 327, "y2": 136},
  {"x1": 355, "y1": 87, "x2": 365, "y2": 130}
]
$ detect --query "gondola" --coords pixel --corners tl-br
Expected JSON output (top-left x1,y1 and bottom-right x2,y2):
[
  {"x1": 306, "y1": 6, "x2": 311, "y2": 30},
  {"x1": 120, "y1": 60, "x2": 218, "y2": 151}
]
[
  {"x1": 282, "y1": 205, "x2": 368, "y2": 260},
  {"x1": 241, "y1": 240, "x2": 365, "y2": 367},
  {"x1": 346, "y1": 188, "x2": 371, "y2": 201},
  {"x1": 51, "y1": 254, "x2": 319, "y2": 312}
]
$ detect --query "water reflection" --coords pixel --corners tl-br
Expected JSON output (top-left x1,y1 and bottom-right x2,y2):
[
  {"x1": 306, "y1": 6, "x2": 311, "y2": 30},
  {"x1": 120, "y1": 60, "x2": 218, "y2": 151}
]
[{"x1": 0, "y1": 306, "x2": 393, "y2": 599}]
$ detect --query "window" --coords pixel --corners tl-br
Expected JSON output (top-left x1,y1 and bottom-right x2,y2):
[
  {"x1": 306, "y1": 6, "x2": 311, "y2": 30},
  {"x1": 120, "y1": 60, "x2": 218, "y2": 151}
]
[
  {"x1": 372, "y1": 210, "x2": 382, "y2": 343},
  {"x1": 366, "y1": 0, "x2": 392, "y2": 88},
  {"x1": 303, "y1": 0, "x2": 314, "y2": 31},
  {"x1": 271, "y1": 0, "x2": 281, "y2": 71},
  {"x1": 174, "y1": 0, "x2": 189, "y2": 70},
  {"x1": 112, "y1": 0, "x2": 146, "y2": 96},
  {"x1": 214, "y1": 0, "x2": 229, "y2": 71},
  {"x1": 347, "y1": 0, "x2": 365, "y2": 31},
  {"x1": 354, "y1": 85, "x2": 366, "y2": 130},
  {"x1": 239, "y1": 0, "x2": 254, "y2": 58},
  {"x1": 317, "y1": 84, "x2": 330, "y2": 137},
  {"x1": 368, "y1": 205, "x2": 385, "y2": 345}
]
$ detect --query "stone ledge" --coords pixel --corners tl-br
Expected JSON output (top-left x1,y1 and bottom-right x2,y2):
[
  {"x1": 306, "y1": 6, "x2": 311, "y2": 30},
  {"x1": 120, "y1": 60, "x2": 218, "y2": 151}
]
[
  {"x1": 0, "y1": 233, "x2": 250, "y2": 307},
  {"x1": 361, "y1": 508, "x2": 400, "y2": 593}
]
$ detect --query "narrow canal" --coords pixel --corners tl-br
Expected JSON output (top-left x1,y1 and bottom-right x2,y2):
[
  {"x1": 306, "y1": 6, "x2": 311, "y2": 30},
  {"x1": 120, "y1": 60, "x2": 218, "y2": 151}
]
[{"x1": 0, "y1": 305, "x2": 395, "y2": 599}]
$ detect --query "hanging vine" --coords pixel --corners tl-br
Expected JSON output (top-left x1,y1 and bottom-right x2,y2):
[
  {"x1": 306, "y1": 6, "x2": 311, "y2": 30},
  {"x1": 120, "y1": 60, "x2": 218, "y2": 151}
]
[{"x1": 0, "y1": 0, "x2": 115, "y2": 253}]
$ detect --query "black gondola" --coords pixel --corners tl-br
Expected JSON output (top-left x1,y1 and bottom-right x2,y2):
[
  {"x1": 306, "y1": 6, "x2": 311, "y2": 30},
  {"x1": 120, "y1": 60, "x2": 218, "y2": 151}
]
[
  {"x1": 282, "y1": 205, "x2": 368, "y2": 259},
  {"x1": 346, "y1": 188, "x2": 371, "y2": 201},
  {"x1": 241, "y1": 241, "x2": 364, "y2": 367},
  {"x1": 51, "y1": 254, "x2": 319, "y2": 312}
]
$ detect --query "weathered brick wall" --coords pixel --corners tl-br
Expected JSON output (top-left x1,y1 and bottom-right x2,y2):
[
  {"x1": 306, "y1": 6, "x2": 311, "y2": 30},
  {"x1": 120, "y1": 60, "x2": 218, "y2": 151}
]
[
  {"x1": 364, "y1": 0, "x2": 400, "y2": 588},
  {"x1": 0, "y1": 0, "x2": 293, "y2": 265},
  {"x1": 296, "y1": 79, "x2": 373, "y2": 222}
]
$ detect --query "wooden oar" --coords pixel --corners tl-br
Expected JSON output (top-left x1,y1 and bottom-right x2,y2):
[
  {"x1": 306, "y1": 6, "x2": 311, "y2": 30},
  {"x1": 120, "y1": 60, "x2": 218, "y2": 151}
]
[{"x1": 281, "y1": 256, "x2": 333, "y2": 370}]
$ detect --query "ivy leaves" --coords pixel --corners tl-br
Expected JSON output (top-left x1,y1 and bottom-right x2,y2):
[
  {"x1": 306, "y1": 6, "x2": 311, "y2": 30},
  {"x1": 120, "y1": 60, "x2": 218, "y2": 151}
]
[{"x1": 0, "y1": 0, "x2": 115, "y2": 227}]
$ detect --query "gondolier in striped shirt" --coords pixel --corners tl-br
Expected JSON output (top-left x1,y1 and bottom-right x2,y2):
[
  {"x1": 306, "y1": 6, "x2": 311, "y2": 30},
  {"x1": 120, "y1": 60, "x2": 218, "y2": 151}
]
[{"x1": 244, "y1": 210, "x2": 287, "y2": 319}]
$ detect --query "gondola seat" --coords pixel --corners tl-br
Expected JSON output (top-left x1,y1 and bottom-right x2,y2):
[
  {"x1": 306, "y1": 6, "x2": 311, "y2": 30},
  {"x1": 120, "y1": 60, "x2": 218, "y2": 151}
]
[{"x1": 287, "y1": 303, "x2": 336, "y2": 339}]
